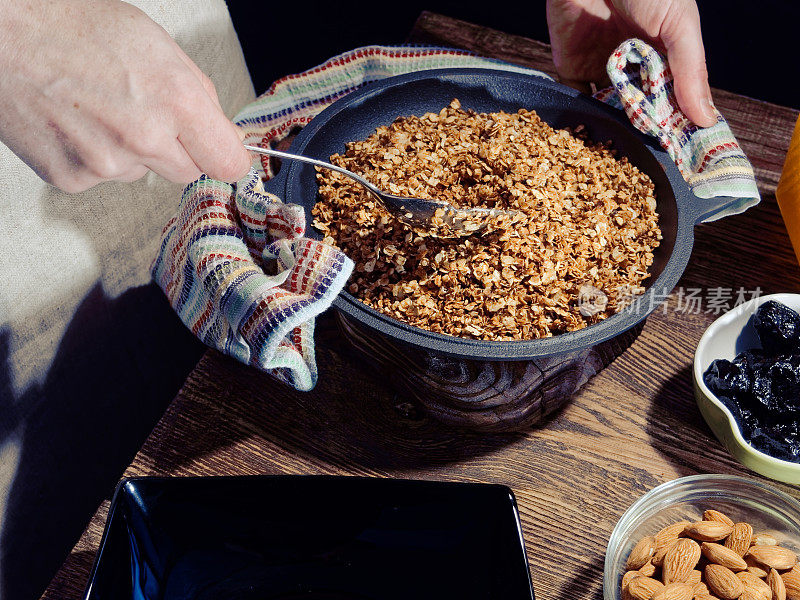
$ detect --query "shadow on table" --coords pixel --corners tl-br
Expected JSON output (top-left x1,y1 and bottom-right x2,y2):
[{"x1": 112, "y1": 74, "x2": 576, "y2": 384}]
[
  {"x1": 0, "y1": 283, "x2": 203, "y2": 600},
  {"x1": 645, "y1": 363, "x2": 739, "y2": 477},
  {"x1": 37, "y1": 550, "x2": 97, "y2": 600},
  {"x1": 554, "y1": 559, "x2": 605, "y2": 600},
  {"x1": 141, "y1": 313, "x2": 553, "y2": 476}
]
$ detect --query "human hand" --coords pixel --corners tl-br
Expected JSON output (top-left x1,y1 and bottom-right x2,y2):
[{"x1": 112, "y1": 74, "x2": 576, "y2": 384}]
[
  {"x1": 546, "y1": 0, "x2": 717, "y2": 128},
  {"x1": 0, "y1": 0, "x2": 251, "y2": 193}
]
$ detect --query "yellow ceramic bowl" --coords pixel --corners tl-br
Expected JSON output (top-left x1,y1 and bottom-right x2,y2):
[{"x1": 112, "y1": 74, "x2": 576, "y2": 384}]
[{"x1": 693, "y1": 293, "x2": 800, "y2": 484}]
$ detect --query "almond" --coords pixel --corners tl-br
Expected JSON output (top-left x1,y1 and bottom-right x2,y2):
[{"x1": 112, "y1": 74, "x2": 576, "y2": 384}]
[
  {"x1": 693, "y1": 581, "x2": 710, "y2": 598},
  {"x1": 747, "y1": 547, "x2": 798, "y2": 572},
  {"x1": 665, "y1": 539, "x2": 703, "y2": 584},
  {"x1": 655, "y1": 540, "x2": 680, "y2": 568},
  {"x1": 629, "y1": 537, "x2": 658, "y2": 570},
  {"x1": 727, "y1": 524, "x2": 755, "y2": 557},
  {"x1": 687, "y1": 522, "x2": 735, "y2": 542},
  {"x1": 703, "y1": 543, "x2": 749, "y2": 571},
  {"x1": 781, "y1": 569, "x2": 800, "y2": 600},
  {"x1": 622, "y1": 516, "x2": 798, "y2": 600},
  {"x1": 653, "y1": 583, "x2": 694, "y2": 600},
  {"x1": 627, "y1": 577, "x2": 667, "y2": 600},
  {"x1": 754, "y1": 535, "x2": 779, "y2": 547},
  {"x1": 640, "y1": 561, "x2": 657, "y2": 578},
  {"x1": 742, "y1": 589, "x2": 768, "y2": 600},
  {"x1": 746, "y1": 555, "x2": 770, "y2": 578},
  {"x1": 625, "y1": 571, "x2": 644, "y2": 589},
  {"x1": 769, "y1": 569, "x2": 787, "y2": 600},
  {"x1": 706, "y1": 564, "x2": 745, "y2": 599},
  {"x1": 749, "y1": 566, "x2": 771, "y2": 578},
  {"x1": 657, "y1": 522, "x2": 692, "y2": 548},
  {"x1": 705, "y1": 510, "x2": 736, "y2": 527},
  {"x1": 738, "y1": 571, "x2": 774, "y2": 600}
]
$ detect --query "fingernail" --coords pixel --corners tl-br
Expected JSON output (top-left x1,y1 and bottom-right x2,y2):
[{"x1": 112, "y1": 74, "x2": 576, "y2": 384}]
[
  {"x1": 704, "y1": 93, "x2": 717, "y2": 123},
  {"x1": 236, "y1": 126, "x2": 246, "y2": 142}
]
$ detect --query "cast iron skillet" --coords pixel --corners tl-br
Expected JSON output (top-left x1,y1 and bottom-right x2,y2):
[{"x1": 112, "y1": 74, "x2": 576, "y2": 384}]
[{"x1": 263, "y1": 68, "x2": 740, "y2": 360}]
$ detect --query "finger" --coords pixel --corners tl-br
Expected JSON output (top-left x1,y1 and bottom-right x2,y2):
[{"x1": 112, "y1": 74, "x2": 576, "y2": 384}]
[
  {"x1": 177, "y1": 95, "x2": 251, "y2": 182},
  {"x1": 27, "y1": 119, "x2": 108, "y2": 192},
  {"x1": 48, "y1": 171, "x2": 104, "y2": 194},
  {"x1": 144, "y1": 140, "x2": 203, "y2": 184},
  {"x1": 114, "y1": 164, "x2": 150, "y2": 183},
  {"x1": 661, "y1": 1, "x2": 717, "y2": 128},
  {"x1": 37, "y1": 148, "x2": 106, "y2": 193},
  {"x1": 36, "y1": 148, "x2": 102, "y2": 192},
  {"x1": 173, "y1": 44, "x2": 224, "y2": 111},
  {"x1": 72, "y1": 139, "x2": 140, "y2": 181}
]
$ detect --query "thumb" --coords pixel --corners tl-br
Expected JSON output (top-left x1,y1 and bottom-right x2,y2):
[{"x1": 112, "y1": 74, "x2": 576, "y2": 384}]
[
  {"x1": 661, "y1": 2, "x2": 717, "y2": 128},
  {"x1": 178, "y1": 98, "x2": 252, "y2": 183}
]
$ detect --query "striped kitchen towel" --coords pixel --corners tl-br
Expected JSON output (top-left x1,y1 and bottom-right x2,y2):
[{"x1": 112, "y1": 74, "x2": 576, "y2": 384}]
[
  {"x1": 150, "y1": 172, "x2": 351, "y2": 391},
  {"x1": 152, "y1": 42, "x2": 759, "y2": 390},
  {"x1": 595, "y1": 38, "x2": 760, "y2": 219},
  {"x1": 235, "y1": 46, "x2": 550, "y2": 180}
]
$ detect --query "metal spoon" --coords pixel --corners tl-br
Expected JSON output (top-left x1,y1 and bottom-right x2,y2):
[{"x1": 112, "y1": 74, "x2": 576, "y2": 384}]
[{"x1": 245, "y1": 144, "x2": 515, "y2": 237}]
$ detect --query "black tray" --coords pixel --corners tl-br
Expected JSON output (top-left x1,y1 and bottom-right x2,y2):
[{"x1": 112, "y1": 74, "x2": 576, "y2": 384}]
[{"x1": 84, "y1": 476, "x2": 535, "y2": 599}]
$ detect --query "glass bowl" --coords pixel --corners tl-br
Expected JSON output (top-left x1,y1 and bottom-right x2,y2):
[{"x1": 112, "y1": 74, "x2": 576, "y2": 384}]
[{"x1": 603, "y1": 474, "x2": 800, "y2": 600}]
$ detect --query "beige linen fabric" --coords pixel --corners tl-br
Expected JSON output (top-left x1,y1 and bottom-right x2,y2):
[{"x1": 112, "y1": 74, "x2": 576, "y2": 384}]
[
  {"x1": 0, "y1": 1, "x2": 255, "y2": 597},
  {"x1": 0, "y1": 0, "x2": 255, "y2": 395}
]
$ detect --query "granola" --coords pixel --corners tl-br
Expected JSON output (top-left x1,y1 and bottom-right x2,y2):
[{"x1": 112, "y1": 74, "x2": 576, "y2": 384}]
[{"x1": 312, "y1": 99, "x2": 662, "y2": 340}]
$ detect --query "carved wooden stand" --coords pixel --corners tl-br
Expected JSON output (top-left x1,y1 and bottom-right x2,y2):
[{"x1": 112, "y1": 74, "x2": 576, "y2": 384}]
[{"x1": 335, "y1": 312, "x2": 644, "y2": 431}]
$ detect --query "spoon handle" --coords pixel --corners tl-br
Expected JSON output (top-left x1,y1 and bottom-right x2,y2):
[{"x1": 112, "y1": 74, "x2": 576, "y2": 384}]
[{"x1": 244, "y1": 144, "x2": 381, "y2": 197}]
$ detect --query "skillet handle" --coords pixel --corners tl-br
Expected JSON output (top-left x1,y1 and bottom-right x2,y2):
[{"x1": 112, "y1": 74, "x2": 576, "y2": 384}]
[
  {"x1": 688, "y1": 192, "x2": 746, "y2": 224},
  {"x1": 262, "y1": 165, "x2": 289, "y2": 198}
]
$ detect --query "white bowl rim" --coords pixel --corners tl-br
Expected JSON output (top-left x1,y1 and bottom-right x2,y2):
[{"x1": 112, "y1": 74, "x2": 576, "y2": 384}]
[{"x1": 693, "y1": 292, "x2": 800, "y2": 471}]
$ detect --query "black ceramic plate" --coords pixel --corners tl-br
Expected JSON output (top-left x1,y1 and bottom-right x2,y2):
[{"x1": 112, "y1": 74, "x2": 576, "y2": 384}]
[{"x1": 84, "y1": 476, "x2": 535, "y2": 600}]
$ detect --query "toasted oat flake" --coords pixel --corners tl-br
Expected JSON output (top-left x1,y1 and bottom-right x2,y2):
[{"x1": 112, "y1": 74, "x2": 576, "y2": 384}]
[{"x1": 312, "y1": 99, "x2": 662, "y2": 340}]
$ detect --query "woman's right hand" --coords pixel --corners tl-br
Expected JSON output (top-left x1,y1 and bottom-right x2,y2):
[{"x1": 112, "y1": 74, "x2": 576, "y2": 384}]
[{"x1": 0, "y1": 0, "x2": 251, "y2": 193}]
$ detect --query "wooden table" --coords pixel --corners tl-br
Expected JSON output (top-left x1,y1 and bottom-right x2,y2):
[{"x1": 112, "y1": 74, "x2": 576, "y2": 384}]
[{"x1": 41, "y1": 11, "x2": 800, "y2": 600}]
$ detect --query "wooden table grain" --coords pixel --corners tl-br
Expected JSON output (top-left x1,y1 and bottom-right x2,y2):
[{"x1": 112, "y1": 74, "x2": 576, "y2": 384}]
[{"x1": 41, "y1": 11, "x2": 800, "y2": 600}]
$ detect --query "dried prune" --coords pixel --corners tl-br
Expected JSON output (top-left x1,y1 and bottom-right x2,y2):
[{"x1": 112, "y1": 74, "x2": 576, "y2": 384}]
[
  {"x1": 753, "y1": 300, "x2": 800, "y2": 355},
  {"x1": 750, "y1": 420, "x2": 800, "y2": 462},
  {"x1": 751, "y1": 355, "x2": 800, "y2": 414},
  {"x1": 733, "y1": 349, "x2": 769, "y2": 367},
  {"x1": 703, "y1": 350, "x2": 768, "y2": 401},
  {"x1": 704, "y1": 300, "x2": 800, "y2": 463},
  {"x1": 704, "y1": 358, "x2": 751, "y2": 399}
]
